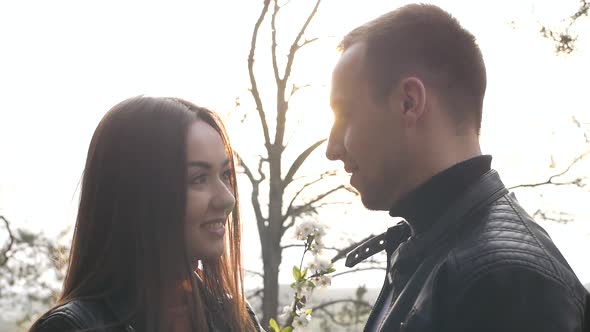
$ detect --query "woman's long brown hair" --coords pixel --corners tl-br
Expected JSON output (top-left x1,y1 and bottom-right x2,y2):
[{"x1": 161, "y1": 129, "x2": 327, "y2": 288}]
[{"x1": 30, "y1": 96, "x2": 255, "y2": 331}]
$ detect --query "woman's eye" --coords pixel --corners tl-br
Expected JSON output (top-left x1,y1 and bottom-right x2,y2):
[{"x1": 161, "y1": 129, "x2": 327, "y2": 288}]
[
  {"x1": 190, "y1": 174, "x2": 207, "y2": 184},
  {"x1": 222, "y1": 169, "x2": 232, "y2": 182}
]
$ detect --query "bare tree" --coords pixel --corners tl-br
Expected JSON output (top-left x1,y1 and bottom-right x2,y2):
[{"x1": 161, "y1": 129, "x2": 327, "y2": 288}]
[{"x1": 242, "y1": 0, "x2": 361, "y2": 324}]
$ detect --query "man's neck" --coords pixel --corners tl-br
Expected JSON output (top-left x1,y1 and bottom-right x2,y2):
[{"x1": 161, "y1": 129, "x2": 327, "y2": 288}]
[{"x1": 389, "y1": 154, "x2": 492, "y2": 235}]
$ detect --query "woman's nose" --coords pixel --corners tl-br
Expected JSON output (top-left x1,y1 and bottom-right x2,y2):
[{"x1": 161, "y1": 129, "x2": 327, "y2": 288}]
[{"x1": 212, "y1": 180, "x2": 236, "y2": 214}]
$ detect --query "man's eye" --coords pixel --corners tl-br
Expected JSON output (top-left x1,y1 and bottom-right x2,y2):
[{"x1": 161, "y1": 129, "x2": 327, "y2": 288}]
[
  {"x1": 190, "y1": 174, "x2": 207, "y2": 184},
  {"x1": 335, "y1": 110, "x2": 351, "y2": 120}
]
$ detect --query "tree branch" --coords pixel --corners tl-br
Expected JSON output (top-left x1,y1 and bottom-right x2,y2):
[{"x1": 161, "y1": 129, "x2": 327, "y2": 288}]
[
  {"x1": 279, "y1": 0, "x2": 292, "y2": 7},
  {"x1": 247, "y1": 287, "x2": 264, "y2": 300},
  {"x1": 283, "y1": 0, "x2": 322, "y2": 84},
  {"x1": 284, "y1": 185, "x2": 351, "y2": 222},
  {"x1": 533, "y1": 209, "x2": 575, "y2": 223},
  {"x1": 509, "y1": 150, "x2": 590, "y2": 190},
  {"x1": 257, "y1": 156, "x2": 267, "y2": 181},
  {"x1": 289, "y1": 169, "x2": 340, "y2": 185},
  {"x1": 312, "y1": 299, "x2": 372, "y2": 313},
  {"x1": 572, "y1": 116, "x2": 590, "y2": 144},
  {"x1": 248, "y1": 0, "x2": 272, "y2": 147},
  {"x1": 288, "y1": 83, "x2": 312, "y2": 101},
  {"x1": 245, "y1": 269, "x2": 265, "y2": 279},
  {"x1": 0, "y1": 216, "x2": 15, "y2": 267},
  {"x1": 299, "y1": 37, "x2": 319, "y2": 49},
  {"x1": 283, "y1": 170, "x2": 338, "y2": 222},
  {"x1": 271, "y1": 0, "x2": 281, "y2": 84},
  {"x1": 331, "y1": 267, "x2": 386, "y2": 279},
  {"x1": 236, "y1": 153, "x2": 266, "y2": 232},
  {"x1": 314, "y1": 299, "x2": 371, "y2": 326},
  {"x1": 281, "y1": 216, "x2": 296, "y2": 236},
  {"x1": 313, "y1": 299, "x2": 372, "y2": 326},
  {"x1": 540, "y1": 0, "x2": 589, "y2": 53},
  {"x1": 237, "y1": 153, "x2": 257, "y2": 185},
  {"x1": 281, "y1": 201, "x2": 352, "y2": 237}
]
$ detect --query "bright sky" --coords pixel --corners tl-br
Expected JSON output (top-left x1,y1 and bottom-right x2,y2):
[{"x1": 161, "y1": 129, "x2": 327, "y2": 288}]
[{"x1": 1, "y1": 0, "x2": 589, "y2": 293}]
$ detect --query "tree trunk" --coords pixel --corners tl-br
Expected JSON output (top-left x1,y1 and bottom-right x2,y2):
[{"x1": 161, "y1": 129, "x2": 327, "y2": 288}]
[
  {"x1": 261, "y1": 145, "x2": 284, "y2": 325},
  {"x1": 261, "y1": 243, "x2": 281, "y2": 325}
]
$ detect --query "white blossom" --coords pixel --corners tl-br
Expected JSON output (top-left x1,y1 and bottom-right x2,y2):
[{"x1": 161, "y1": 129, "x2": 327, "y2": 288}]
[
  {"x1": 292, "y1": 280, "x2": 312, "y2": 296},
  {"x1": 292, "y1": 314, "x2": 311, "y2": 329},
  {"x1": 295, "y1": 221, "x2": 316, "y2": 240},
  {"x1": 280, "y1": 304, "x2": 293, "y2": 321},
  {"x1": 312, "y1": 275, "x2": 332, "y2": 288},
  {"x1": 313, "y1": 224, "x2": 326, "y2": 239},
  {"x1": 295, "y1": 220, "x2": 327, "y2": 243},
  {"x1": 309, "y1": 242, "x2": 323, "y2": 255},
  {"x1": 307, "y1": 255, "x2": 331, "y2": 275}
]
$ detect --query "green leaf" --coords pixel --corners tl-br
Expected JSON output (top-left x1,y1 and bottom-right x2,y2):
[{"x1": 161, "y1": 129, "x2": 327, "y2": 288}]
[
  {"x1": 281, "y1": 327, "x2": 294, "y2": 332},
  {"x1": 301, "y1": 268, "x2": 308, "y2": 278},
  {"x1": 292, "y1": 266, "x2": 301, "y2": 281},
  {"x1": 305, "y1": 308, "x2": 313, "y2": 315},
  {"x1": 327, "y1": 266, "x2": 336, "y2": 274},
  {"x1": 269, "y1": 318, "x2": 280, "y2": 332}
]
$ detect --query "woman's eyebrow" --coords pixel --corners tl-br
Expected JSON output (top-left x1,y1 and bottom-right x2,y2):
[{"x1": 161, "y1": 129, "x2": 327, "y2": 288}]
[{"x1": 187, "y1": 159, "x2": 230, "y2": 169}]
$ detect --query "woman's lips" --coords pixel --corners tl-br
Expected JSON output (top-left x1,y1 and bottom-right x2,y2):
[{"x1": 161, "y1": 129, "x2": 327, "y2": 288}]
[{"x1": 201, "y1": 220, "x2": 226, "y2": 237}]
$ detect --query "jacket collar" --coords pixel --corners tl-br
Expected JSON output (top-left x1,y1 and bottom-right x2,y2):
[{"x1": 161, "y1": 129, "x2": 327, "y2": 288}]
[
  {"x1": 346, "y1": 169, "x2": 508, "y2": 269},
  {"x1": 389, "y1": 155, "x2": 492, "y2": 236},
  {"x1": 103, "y1": 290, "x2": 136, "y2": 331},
  {"x1": 392, "y1": 169, "x2": 509, "y2": 272}
]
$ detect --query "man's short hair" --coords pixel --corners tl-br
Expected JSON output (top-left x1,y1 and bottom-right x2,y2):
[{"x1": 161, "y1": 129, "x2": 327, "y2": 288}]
[{"x1": 339, "y1": 4, "x2": 487, "y2": 133}]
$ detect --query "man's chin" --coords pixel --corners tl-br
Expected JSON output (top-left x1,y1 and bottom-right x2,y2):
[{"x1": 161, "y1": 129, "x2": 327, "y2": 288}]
[{"x1": 359, "y1": 192, "x2": 389, "y2": 211}]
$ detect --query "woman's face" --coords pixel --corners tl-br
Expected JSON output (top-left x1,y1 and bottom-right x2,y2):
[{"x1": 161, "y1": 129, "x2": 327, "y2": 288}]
[{"x1": 184, "y1": 120, "x2": 235, "y2": 261}]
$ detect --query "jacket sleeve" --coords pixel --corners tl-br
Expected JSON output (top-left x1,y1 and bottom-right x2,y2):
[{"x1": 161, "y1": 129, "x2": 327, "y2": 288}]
[
  {"x1": 445, "y1": 266, "x2": 585, "y2": 332},
  {"x1": 245, "y1": 300, "x2": 266, "y2": 332}
]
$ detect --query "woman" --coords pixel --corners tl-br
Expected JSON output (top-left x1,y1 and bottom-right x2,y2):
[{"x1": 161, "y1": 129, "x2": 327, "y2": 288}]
[{"x1": 30, "y1": 96, "x2": 263, "y2": 331}]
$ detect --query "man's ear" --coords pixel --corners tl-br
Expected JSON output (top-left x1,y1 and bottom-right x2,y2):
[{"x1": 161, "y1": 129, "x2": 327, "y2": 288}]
[{"x1": 389, "y1": 77, "x2": 426, "y2": 126}]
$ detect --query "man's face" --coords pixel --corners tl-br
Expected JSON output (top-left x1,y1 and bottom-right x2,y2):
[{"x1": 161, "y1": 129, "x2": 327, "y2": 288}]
[{"x1": 326, "y1": 43, "x2": 413, "y2": 211}]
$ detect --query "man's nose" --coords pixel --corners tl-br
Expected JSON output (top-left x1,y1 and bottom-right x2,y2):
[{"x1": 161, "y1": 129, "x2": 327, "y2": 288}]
[{"x1": 326, "y1": 127, "x2": 345, "y2": 161}]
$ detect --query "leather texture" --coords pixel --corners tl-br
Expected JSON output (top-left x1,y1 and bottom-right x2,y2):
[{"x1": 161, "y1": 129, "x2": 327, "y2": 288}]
[{"x1": 348, "y1": 171, "x2": 590, "y2": 332}]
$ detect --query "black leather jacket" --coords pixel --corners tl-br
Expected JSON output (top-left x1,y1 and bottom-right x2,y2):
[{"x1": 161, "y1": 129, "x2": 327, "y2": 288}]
[
  {"x1": 346, "y1": 170, "x2": 590, "y2": 332},
  {"x1": 30, "y1": 279, "x2": 264, "y2": 332}
]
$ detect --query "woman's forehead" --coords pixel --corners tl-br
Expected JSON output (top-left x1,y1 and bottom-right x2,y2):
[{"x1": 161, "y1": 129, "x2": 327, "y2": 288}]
[{"x1": 186, "y1": 121, "x2": 229, "y2": 166}]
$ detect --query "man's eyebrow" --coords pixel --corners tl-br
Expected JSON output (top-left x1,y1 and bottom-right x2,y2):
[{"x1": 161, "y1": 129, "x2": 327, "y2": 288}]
[{"x1": 187, "y1": 159, "x2": 230, "y2": 169}]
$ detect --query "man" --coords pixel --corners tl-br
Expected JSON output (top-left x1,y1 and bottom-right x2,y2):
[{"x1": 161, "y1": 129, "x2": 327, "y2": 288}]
[{"x1": 326, "y1": 4, "x2": 590, "y2": 332}]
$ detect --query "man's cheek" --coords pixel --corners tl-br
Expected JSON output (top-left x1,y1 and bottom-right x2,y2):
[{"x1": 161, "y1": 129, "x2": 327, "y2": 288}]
[{"x1": 343, "y1": 128, "x2": 355, "y2": 150}]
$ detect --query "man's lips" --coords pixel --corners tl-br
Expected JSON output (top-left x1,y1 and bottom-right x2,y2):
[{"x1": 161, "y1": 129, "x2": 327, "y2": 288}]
[{"x1": 344, "y1": 165, "x2": 357, "y2": 174}]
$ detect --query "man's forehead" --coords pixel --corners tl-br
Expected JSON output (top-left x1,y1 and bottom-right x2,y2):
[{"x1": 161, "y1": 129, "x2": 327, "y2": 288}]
[
  {"x1": 331, "y1": 43, "x2": 368, "y2": 106},
  {"x1": 332, "y1": 42, "x2": 367, "y2": 82}
]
